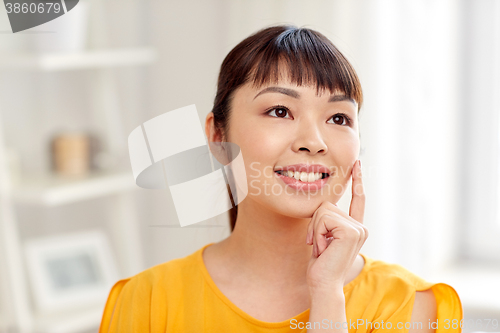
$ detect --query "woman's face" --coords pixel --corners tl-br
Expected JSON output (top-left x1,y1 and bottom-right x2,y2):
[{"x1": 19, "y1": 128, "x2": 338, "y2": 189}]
[{"x1": 224, "y1": 77, "x2": 360, "y2": 219}]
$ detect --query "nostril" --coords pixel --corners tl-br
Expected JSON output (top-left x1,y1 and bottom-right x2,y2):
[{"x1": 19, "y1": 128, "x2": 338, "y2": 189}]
[{"x1": 299, "y1": 147, "x2": 310, "y2": 152}]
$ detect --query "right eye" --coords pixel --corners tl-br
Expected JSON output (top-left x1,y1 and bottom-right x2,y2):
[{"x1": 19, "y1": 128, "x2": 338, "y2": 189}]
[{"x1": 267, "y1": 106, "x2": 292, "y2": 119}]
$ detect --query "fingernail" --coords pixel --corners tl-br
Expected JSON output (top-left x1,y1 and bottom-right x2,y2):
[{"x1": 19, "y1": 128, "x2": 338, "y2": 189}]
[{"x1": 358, "y1": 159, "x2": 362, "y2": 168}]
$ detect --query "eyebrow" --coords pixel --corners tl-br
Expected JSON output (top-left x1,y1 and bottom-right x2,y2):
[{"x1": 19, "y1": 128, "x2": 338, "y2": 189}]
[{"x1": 253, "y1": 86, "x2": 356, "y2": 104}]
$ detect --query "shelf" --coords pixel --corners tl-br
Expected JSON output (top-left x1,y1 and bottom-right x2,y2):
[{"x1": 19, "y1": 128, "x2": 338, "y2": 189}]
[
  {"x1": 12, "y1": 170, "x2": 137, "y2": 206},
  {"x1": 0, "y1": 47, "x2": 158, "y2": 71},
  {"x1": 34, "y1": 304, "x2": 103, "y2": 333}
]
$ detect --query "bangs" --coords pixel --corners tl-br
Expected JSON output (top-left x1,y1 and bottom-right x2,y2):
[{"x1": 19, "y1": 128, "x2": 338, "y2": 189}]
[{"x1": 245, "y1": 27, "x2": 363, "y2": 109}]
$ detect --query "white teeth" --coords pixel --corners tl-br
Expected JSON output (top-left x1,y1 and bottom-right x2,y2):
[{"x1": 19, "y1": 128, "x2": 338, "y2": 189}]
[
  {"x1": 300, "y1": 172, "x2": 308, "y2": 182},
  {"x1": 278, "y1": 170, "x2": 325, "y2": 182},
  {"x1": 307, "y1": 172, "x2": 315, "y2": 182}
]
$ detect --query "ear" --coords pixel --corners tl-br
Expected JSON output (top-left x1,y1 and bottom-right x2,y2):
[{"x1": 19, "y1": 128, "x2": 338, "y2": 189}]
[
  {"x1": 205, "y1": 112, "x2": 223, "y2": 143},
  {"x1": 205, "y1": 112, "x2": 230, "y2": 165}
]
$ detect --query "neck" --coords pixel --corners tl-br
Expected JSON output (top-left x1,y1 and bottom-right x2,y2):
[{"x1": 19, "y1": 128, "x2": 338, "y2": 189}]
[{"x1": 218, "y1": 198, "x2": 313, "y2": 287}]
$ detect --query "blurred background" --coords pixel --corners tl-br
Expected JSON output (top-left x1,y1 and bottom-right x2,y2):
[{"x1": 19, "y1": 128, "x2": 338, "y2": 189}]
[{"x1": 0, "y1": 0, "x2": 499, "y2": 332}]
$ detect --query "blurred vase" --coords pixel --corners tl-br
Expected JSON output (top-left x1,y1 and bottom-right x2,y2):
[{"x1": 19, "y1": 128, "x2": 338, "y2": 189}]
[{"x1": 51, "y1": 132, "x2": 90, "y2": 177}]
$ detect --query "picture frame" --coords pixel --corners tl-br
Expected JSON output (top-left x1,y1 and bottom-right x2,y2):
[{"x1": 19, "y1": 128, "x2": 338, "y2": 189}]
[{"x1": 24, "y1": 229, "x2": 119, "y2": 314}]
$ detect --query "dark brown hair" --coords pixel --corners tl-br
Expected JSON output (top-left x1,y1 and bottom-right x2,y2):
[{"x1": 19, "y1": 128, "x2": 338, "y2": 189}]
[{"x1": 211, "y1": 25, "x2": 363, "y2": 232}]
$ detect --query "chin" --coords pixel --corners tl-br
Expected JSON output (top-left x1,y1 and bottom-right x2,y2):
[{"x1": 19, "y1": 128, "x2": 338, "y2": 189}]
[
  {"x1": 265, "y1": 196, "x2": 325, "y2": 219},
  {"x1": 279, "y1": 206, "x2": 317, "y2": 219}
]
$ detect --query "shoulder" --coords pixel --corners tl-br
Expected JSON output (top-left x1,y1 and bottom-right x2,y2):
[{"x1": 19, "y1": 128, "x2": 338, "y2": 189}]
[
  {"x1": 360, "y1": 255, "x2": 434, "y2": 294},
  {"x1": 355, "y1": 254, "x2": 463, "y2": 328},
  {"x1": 115, "y1": 245, "x2": 205, "y2": 301},
  {"x1": 99, "y1": 246, "x2": 204, "y2": 333},
  {"x1": 128, "y1": 247, "x2": 201, "y2": 288},
  {"x1": 364, "y1": 256, "x2": 462, "y2": 302}
]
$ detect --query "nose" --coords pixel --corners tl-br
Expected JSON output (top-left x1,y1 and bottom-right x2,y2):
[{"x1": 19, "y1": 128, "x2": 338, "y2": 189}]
[{"x1": 292, "y1": 122, "x2": 328, "y2": 155}]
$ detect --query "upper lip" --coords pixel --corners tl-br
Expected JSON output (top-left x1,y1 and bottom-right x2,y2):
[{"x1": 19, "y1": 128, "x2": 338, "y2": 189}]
[{"x1": 274, "y1": 164, "x2": 332, "y2": 176}]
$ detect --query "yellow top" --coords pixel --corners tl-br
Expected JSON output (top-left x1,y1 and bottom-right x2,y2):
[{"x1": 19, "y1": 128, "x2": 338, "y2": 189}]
[{"x1": 99, "y1": 243, "x2": 462, "y2": 333}]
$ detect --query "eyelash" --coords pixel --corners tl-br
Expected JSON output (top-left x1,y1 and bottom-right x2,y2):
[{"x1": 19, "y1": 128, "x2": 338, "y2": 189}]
[{"x1": 265, "y1": 105, "x2": 352, "y2": 126}]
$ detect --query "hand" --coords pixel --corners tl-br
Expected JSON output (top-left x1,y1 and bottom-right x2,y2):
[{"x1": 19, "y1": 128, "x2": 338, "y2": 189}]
[{"x1": 305, "y1": 159, "x2": 368, "y2": 293}]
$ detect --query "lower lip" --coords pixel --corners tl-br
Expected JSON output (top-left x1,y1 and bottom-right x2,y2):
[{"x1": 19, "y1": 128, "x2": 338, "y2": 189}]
[{"x1": 274, "y1": 172, "x2": 330, "y2": 191}]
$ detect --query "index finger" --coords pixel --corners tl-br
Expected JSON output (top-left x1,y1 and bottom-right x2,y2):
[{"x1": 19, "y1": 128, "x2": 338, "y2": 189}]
[{"x1": 349, "y1": 159, "x2": 365, "y2": 223}]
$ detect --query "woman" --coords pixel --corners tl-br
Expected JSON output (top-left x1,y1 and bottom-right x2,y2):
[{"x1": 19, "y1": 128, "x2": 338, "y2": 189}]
[{"x1": 99, "y1": 25, "x2": 462, "y2": 332}]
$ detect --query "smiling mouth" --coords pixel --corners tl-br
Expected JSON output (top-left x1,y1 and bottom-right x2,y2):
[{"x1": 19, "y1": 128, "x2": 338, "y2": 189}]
[{"x1": 274, "y1": 170, "x2": 330, "y2": 182}]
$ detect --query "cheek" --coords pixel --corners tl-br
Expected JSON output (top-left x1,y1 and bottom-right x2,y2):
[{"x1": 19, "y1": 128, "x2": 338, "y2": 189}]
[
  {"x1": 240, "y1": 136, "x2": 282, "y2": 182},
  {"x1": 232, "y1": 128, "x2": 290, "y2": 198},
  {"x1": 231, "y1": 119, "x2": 285, "y2": 163},
  {"x1": 330, "y1": 134, "x2": 360, "y2": 176}
]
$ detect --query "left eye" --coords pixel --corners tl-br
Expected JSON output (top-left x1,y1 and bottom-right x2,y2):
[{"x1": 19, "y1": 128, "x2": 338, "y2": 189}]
[{"x1": 328, "y1": 114, "x2": 350, "y2": 126}]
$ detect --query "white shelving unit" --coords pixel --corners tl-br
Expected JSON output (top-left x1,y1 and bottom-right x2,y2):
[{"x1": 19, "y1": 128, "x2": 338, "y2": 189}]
[
  {"x1": 12, "y1": 170, "x2": 136, "y2": 206},
  {"x1": 0, "y1": 9, "x2": 158, "y2": 333},
  {"x1": 0, "y1": 48, "x2": 157, "y2": 72}
]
